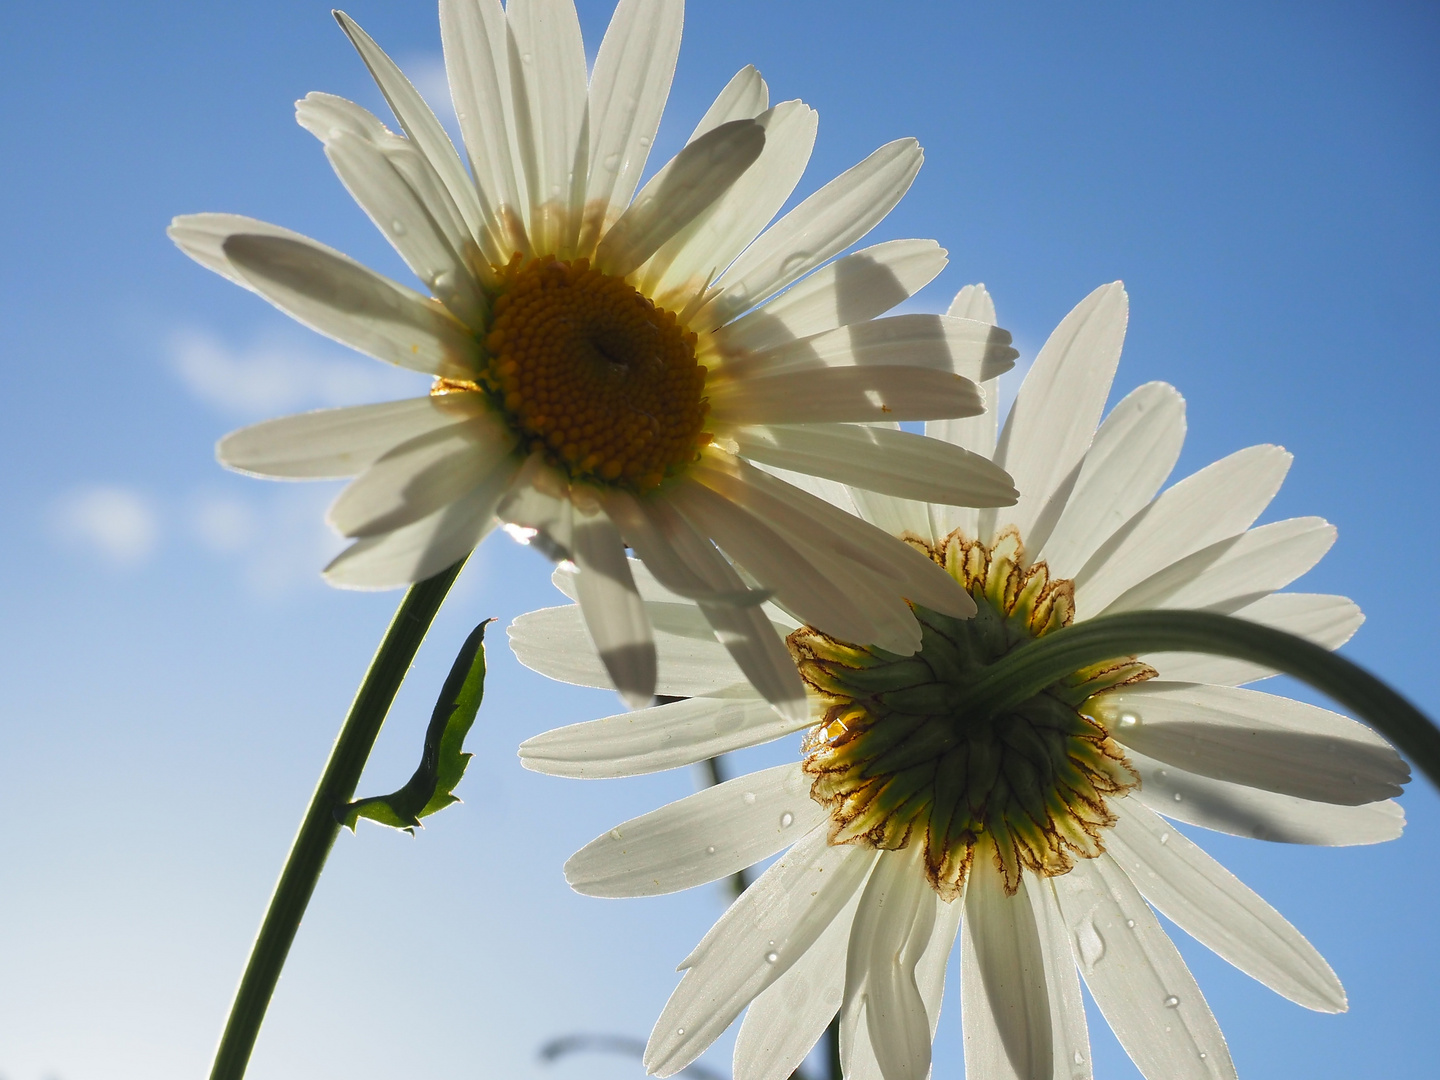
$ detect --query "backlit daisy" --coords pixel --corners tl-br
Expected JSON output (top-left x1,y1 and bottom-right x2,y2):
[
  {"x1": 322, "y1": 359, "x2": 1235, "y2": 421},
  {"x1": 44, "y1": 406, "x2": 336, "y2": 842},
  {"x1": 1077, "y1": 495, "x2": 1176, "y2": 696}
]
[
  {"x1": 512, "y1": 282, "x2": 1409, "y2": 1080},
  {"x1": 169, "y1": 0, "x2": 1019, "y2": 712}
]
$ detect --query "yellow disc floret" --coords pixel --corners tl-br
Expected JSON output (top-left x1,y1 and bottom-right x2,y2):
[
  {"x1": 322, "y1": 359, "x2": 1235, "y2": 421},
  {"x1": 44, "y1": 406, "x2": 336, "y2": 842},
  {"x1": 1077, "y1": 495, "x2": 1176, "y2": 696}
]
[{"x1": 480, "y1": 255, "x2": 712, "y2": 492}]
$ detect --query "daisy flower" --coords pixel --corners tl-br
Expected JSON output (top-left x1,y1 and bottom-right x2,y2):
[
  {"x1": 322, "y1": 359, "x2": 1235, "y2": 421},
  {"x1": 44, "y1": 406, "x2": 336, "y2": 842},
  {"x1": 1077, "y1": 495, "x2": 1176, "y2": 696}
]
[
  {"x1": 168, "y1": 0, "x2": 1019, "y2": 712},
  {"x1": 510, "y1": 282, "x2": 1410, "y2": 1080}
]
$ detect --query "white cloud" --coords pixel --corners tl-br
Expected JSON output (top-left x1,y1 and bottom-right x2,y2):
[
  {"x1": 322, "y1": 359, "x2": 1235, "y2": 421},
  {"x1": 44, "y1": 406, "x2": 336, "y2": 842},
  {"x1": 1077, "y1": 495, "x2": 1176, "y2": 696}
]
[
  {"x1": 168, "y1": 327, "x2": 427, "y2": 419},
  {"x1": 190, "y1": 495, "x2": 258, "y2": 554},
  {"x1": 51, "y1": 486, "x2": 160, "y2": 567}
]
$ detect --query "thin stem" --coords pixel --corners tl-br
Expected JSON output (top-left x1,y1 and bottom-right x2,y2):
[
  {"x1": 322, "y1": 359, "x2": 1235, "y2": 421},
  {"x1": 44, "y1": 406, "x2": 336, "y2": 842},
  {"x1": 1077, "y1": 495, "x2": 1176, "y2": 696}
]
[
  {"x1": 958, "y1": 609, "x2": 1440, "y2": 788},
  {"x1": 209, "y1": 559, "x2": 467, "y2": 1080}
]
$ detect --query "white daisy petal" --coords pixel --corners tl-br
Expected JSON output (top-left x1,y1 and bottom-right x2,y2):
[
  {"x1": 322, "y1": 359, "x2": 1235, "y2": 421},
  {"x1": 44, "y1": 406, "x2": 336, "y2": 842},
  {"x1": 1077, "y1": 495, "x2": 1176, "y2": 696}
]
[
  {"x1": 573, "y1": 507, "x2": 657, "y2": 708},
  {"x1": 1108, "y1": 799, "x2": 1346, "y2": 1012},
  {"x1": 848, "y1": 488, "x2": 937, "y2": 547},
  {"x1": 719, "y1": 313, "x2": 1017, "y2": 383},
  {"x1": 693, "y1": 455, "x2": 974, "y2": 619},
  {"x1": 1105, "y1": 517, "x2": 1336, "y2": 616},
  {"x1": 596, "y1": 494, "x2": 806, "y2": 717},
  {"x1": 518, "y1": 689, "x2": 806, "y2": 778},
  {"x1": 732, "y1": 423, "x2": 1017, "y2": 507},
  {"x1": 219, "y1": 232, "x2": 479, "y2": 379},
  {"x1": 1128, "y1": 747, "x2": 1406, "y2": 845},
  {"x1": 1054, "y1": 854, "x2": 1238, "y2": 1080},
  {"x1": 1032, "y1": 879, "x2": 1094, "y2": 1080},
  {"x1": 671, "y1": 476, "x2": 880, "y2": 646},
  {"x1": 1035, "y1": 381, "x2": 1187, "y2": 579},
  {"x1": 332, "y1": 12, "x2": 489, "y2": 244},
  {"x1": 1108, "y1": 682, "x2": 1407, "y2": 804},
  {"x1": 733, "y1": 886, "x2": 857, "y2": 1080},
  {"x1": 303, "y1": 107, "x2": 488, "y2": 322},
  {"x1": 564, "y1": 763, "x2": 822, "y2": 897},
  {"x1": 168, "y1": 213, "x2": 313, "y2": 294},
  {"x1": 596, "y1": 118, "x2": 767, "y2": 279},
  {"x1": 697, "y1": 138, "x2": 925, "y2": 331},
  {"x1": 505, "y1": 0, "x2": 589, "y2": 256},
  {"x1": 1073, "y1": 444, "x2": 1293, "y2": 616},
  {"x1": 961, "y1": 877, "x2": 1094, "y2": 1080},
  {"x1": 962, "y1": 870, "x2": 1053, "y2": 1080},
  {"x1": 989, "y1": 282, "x2": 1129, "y2": 547},
  {"x1": 640, "y1": 101, "x2": 817, "y2": 309},
  {"x1": 327, "y1": 415, "x2": 518, "y2": 538},
  {"x1": 927, "y1": 284, "x2": 1000, "y2": 540},
  {"x1": 689, "y1": 65, "x2": 769, "y2": 140},
  {"x1": 580, "y1": 0, "x2": 683, "y2": 251},
  {"x1": 715, "y1": 239, "x2": 949, "y2": 354},
  {"x1": 439, "y1": 0, "x2": 528, "y2": 255},
  {"x1": 496, "y1": 474, "x2": 575, "y2": 560},
  {"x1": 854, "y1": 850, "x2": 938, "y2": 1080},
  {"x1": 1145, "y1": 592, "x2": 1363, "y2": 685},
  {"x1": 707, "y1": 365, "x2": 985, "y2": 426},
  {"x1": 216, "y1": 396, "x2": 485, "y2": 480},
  {"x1": 508, "y1": 601, "x2": 746, "y2": 696},
  {"x1": 323, "y1": 461, "x2": 516, "y2": 588},
  {"x1": 644, "y1": 827, "x2": 877, "y2": 1078}
]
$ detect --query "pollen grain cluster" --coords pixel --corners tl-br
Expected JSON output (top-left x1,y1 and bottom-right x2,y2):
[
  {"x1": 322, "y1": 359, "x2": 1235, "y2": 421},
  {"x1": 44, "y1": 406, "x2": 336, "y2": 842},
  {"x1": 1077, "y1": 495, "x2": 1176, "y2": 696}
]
[
  {"x1": 480, "y1": 255, "x2": 712, "y2": 492},
  {"x1": 791, "y1": 529, "x2": 1156, "y2": 899}
]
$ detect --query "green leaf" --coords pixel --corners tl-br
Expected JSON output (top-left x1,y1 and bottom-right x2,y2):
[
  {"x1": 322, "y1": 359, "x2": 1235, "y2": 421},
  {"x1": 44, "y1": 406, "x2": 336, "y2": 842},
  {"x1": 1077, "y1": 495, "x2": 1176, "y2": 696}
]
[{"x1": 338, "y1": 619, "x2": 492, "y2": 833}]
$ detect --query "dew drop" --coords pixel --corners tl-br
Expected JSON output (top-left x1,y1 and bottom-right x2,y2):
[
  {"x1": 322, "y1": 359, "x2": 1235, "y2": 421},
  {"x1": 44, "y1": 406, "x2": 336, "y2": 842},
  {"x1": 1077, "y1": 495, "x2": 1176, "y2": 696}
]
[
  {"x1": 603, "y1": 152, "x2": 621, "y2": 171},
  {"x1": 1163, "y1": 995, "x2": 1180, "y2": 1009},
  {"x1": 639, "y1": 135, "x2": 652, "y2": 147},
  {"x1": 765, "y1": 951, "x2": 779, "y2": 964},
  {"x1": 522, "y1": 51, "x2": 534, "y2": 64},
  {"x1": 1073, "y1": 1050, "x2": 1084, "y2": 1065},
  {"x1": 743, "y1": 791, "x2": 757, "y2": 805},
  {"x1": 1126, "y1": 919, "x2": 1135, "y2": 929},
  {"x1": 1118, "y1": 712, "x2": 1139, "y2": 728},
  {"x1": 1159, "y1": 833, "x2": 1170, "y2": 845},
  {"x1": 779, "y1": 251, "x2": 813, "y2": 278},
  {"x1": 705, "y1": 845, "x2": 716, "y2": 855},
  {"x1": 676, "y1": 1027, "x2": 685, "y2": 1035},
  {"x1": 1173, "y1": 792, "x2": 1184, "y2": 802},
  {"x1": 1199, "y1": 1052, "x2": 1208, "y2": 1060},
  {"x1": 1076, "y1": 918, "x2": 1105, "y2": 971},
  {"x1": 609, "y1": 828, "x2": 623, "y2": 840},
  {"x1": 780, "y1": 811, "x2": 795, "y2": 828},
  {"x1": 390, "y1": 219, "x2": 407, "y2": 236}
]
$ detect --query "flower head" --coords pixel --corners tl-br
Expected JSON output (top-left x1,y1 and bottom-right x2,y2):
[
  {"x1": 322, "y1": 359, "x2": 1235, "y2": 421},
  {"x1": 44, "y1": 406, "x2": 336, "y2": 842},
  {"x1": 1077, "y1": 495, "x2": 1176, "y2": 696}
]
[
  {"x1": 514, "y1": 282, "x2": 1410, "y2": 1080},
  {"x1": 169, "y1": 0, "x2": 1020, "y2": 711}
]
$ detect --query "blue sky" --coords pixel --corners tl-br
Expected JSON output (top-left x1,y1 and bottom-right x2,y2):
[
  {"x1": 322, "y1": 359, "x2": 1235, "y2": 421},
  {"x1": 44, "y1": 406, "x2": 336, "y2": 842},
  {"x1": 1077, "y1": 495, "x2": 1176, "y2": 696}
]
[{"x1": 0, "y1": 2, "x2": 1436, "y2": 1078}]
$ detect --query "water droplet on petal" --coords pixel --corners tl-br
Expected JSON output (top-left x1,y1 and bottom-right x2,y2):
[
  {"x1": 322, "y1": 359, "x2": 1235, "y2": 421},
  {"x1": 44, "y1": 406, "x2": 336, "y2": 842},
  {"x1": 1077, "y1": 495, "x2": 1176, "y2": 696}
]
[
  {"x1": 1076, "y1": 918, "x2": 1106, "y2": 971},
  {"x1": 1126, "y1": 919, "x2": 1135, "y2": 928},
  {"x1": 1073, "y1": 1051, "x2": 1085, "y2": 1065},
  {"x1": 390, "y1": 219, "x2": 407, "y2": 236},
  {"x1": 1199, "y1": 1052, "x2": 1208, "y2": 1060},
  {"x1": 1118, "y1": 712, "x2": 1139, "y2": 728},
  {"x1": 1163, "y1": 995, "x2": 1180, "y2": 1008},
  {"x1": 705, "y1": 845, "x2": 716, "y2": 855},
  {"x1": 779, "y1": 251, "x2": 812, "y2": 279},
  {"x1": 609, "y1": 828, "x2": 623, "y2": 840},
  {"x1": 1173, "y1": 792, "x2": 1184, "y2": 802},
  {"x1": 1159, "y1": 833, "x2": 1170, "y2": 845},
  {"x1": 742, "y1": 791, "x2": 757, "y2": 805},
  {"x1": 676, "y1": 1027, "x2": 685, "y2": 1035},
  {"x1": 780, "y1": 811, "x2": 794, "y2": 828},
  {"x1": 639, "y1": 135, "x2": 651, "y2": 147},
  {"x1": 764, "y1": 951, "x2": 779, "y2": 963},
  {"x1": 603, "y1": 152, "x2": 621, "y2": 171}
]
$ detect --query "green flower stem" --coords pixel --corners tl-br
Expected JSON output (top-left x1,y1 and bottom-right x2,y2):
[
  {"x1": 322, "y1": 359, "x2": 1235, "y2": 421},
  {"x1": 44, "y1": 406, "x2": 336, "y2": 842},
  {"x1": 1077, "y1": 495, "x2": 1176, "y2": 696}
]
[
  {"x1": 209, "y1": 559, "x2": 467, "y2": 1080},
  {"x1": 958, "y1": 609, "x2": 1440, "y2": 789}
]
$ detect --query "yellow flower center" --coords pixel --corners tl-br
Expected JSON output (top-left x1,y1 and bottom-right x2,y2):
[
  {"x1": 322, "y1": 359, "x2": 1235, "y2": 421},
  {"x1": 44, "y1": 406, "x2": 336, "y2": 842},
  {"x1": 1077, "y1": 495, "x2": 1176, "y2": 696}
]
[
  {"x1": 478, "y1": 255, "x2": 712, "y2": 493},
  {"x1": 790, "y1": 528, "x2": 1156, "y2": 899}
]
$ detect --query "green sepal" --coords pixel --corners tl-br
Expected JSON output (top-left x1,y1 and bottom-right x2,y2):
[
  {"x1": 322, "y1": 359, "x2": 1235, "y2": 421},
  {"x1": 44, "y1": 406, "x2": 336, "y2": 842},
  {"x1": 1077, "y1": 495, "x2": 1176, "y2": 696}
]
[{"x1": 338, "y1": 619, "x2": 492, "y2": 833}]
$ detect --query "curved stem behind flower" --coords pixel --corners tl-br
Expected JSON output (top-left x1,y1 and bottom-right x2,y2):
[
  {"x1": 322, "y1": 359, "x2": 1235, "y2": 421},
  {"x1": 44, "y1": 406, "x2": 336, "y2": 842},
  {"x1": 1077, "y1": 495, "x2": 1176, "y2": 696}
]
[
  {"x1": 958, "y1": 610, "x2": 1440, "y2": 790},
  {"x1": 209, "y1": 559, "x2": 467, "y2": 1080}
]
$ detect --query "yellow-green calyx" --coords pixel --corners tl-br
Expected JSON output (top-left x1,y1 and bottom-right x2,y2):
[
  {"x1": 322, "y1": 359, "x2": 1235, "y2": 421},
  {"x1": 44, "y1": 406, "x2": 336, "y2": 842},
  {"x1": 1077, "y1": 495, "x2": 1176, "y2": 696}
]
[{"x1": 790, "y1": 528, "x2": 1155, "y2": 899}]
